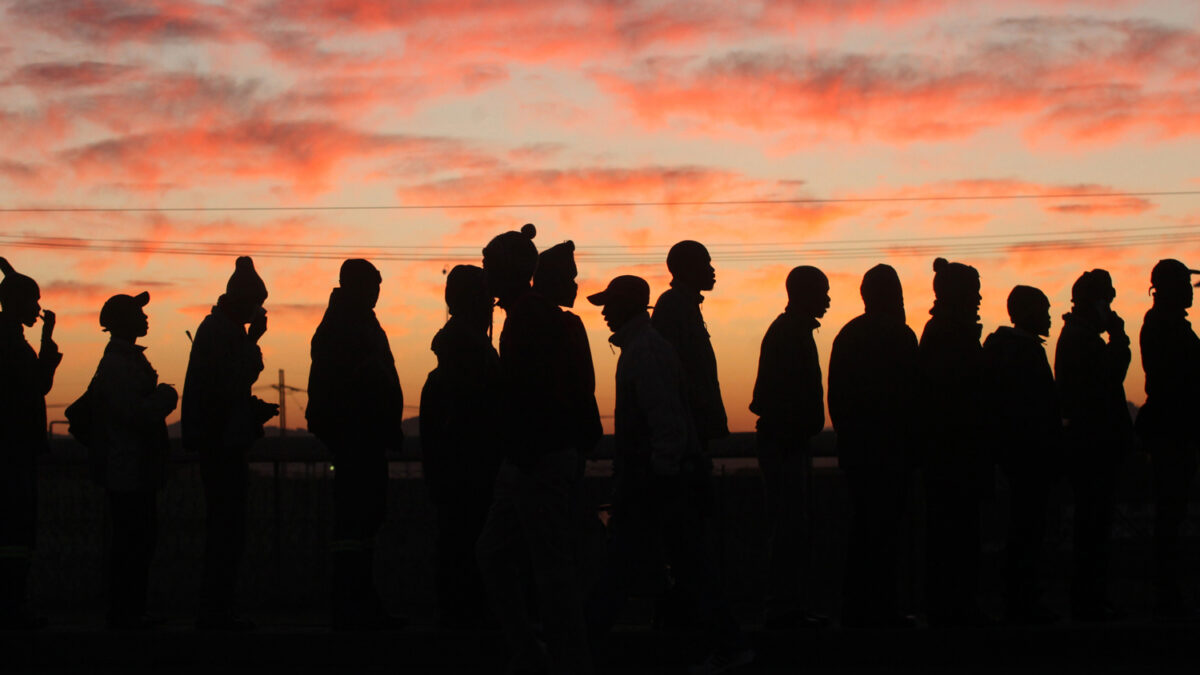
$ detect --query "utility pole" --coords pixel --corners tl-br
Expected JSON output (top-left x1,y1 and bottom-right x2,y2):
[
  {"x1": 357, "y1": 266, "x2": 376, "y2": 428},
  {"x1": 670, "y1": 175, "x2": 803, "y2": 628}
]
[{"x1": 267, "y1": 368, "x2": 304, "y2": 437}]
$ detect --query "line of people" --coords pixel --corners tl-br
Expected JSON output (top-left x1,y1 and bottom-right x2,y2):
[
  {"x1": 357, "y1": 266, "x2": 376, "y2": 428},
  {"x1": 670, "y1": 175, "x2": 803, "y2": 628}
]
[{"x1": 0, "y1": 235, "x2": 1197, "y2": 673}]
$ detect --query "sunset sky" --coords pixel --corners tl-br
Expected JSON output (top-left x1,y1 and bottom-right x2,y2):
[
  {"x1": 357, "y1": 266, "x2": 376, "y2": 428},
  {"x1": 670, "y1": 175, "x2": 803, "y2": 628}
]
[{"x1": 3, "y1": 0, "x2": 1200, "y2": 434}]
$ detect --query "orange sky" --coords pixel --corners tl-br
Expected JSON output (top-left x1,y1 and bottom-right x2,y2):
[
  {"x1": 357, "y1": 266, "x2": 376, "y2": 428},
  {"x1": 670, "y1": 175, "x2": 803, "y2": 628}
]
[{"x1": 2, "y1": 0, "x2": 1199, "y2": 433}]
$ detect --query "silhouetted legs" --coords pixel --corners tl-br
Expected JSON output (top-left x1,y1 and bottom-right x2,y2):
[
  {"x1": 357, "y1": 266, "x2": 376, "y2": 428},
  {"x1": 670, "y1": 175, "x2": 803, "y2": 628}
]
[
  {"x1": 476, "y1": 450, "x2": 592, "y2": 675},
  {"x1": 330, "y1": 448, "x2": 390, "y2": 628},
  {"x1": 433, "y1": 479, "x2": 494, "y2": 628},
  {"x1": 924, "y1": 474, "x2": 982, "y2": 626},
  {"x1": 199, "y1": 454, "x2": 248, "y2": 623},
  {"x1": 757, "y1": 435, "x2": 813, "y2": 624},
  {"x1": 843, "y1": 467, "x2": 908, "y2": 626},
  {"x1": 1150, "y1": 439, "x2": 1198, "y2": 615},
  {"x1": 1069, "y1": 454, "x2": 1118, "y2": 619},
  {"x1": 107, "y1": 490, "x2": 158, "y2": 625},
  {"x1": 589, "y1": 464, "x2": 741, "y2": 654},
  {"x1": 1001, "y1": 464, "x2": 1053, "y2": 621},
  {"x1": 0, "y1": 461, "x2": 37, "y2": 628}
]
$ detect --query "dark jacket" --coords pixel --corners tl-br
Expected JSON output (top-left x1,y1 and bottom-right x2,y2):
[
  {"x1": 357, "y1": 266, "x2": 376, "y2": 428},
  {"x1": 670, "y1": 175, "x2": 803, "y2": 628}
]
[
  {"x1": 181, "y1": 303, "x2": 266, "y2": 454},
  {"x1": 651, "y1": 285, "x2": 728, "y2": 440},
  {"x1": 750, "y1": 311, "x2": 824, "y2": 441},
  {"x1": 497, "y1": 289, "x2": 575, "y2": 466},
  {"x1": 562, "y1": 310, "x2": 603, "y2": 455},
  {"x1": 918, "y1": 311, "x2": 986, "y2": 477},
  {"x1": 1054, "y1": 312, "x2": 1133, "y2": 457},
  {"x1": 982, "y1": 326, "x2": 1062, "y2": 468},
  {"x1": 419, "y1": 316, "x2": 502, "y2": 501},
  {"x1": 612, "y1": 313, "x2": 698, "y2": 477},
  {"x1": 90, "y1": 340, "x2": 174, "y2": 491},
  {"x1": 1135, "y1": 306, "x2": 1200, "y2": 441},
  {"x1": 828, "y1": 311, "x2": 919, "y2": 472},
  {"x1": 306, "y1": 288, "x2": 404, "y2": 452},
  {"x1": 0, "y1": 315, "x2": 60, "y2": 458}
]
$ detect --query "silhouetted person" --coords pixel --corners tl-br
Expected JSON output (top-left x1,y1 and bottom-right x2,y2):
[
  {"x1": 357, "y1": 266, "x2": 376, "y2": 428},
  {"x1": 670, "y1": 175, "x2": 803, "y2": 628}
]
[
  {"x1": 651, "y1": 240, "x2": 724, "y2": 629},
  {"x1": 653, "y1": 240, "x2": 727, "y2": 444},
  {"x1": 420, "y1": 264, "x2": 502, "y2": 629},
  {"x1": 0, "y1": 258, "x2": 59, "y2": 630},
  {"x1": 1055, "y1": 269, "x2": 1132, "y2": 622},
  {"x1": 182, "y1": 256, "x2": 279, "y2": 630},
  {"x1": 749, "y1": 266, "x2": 830, "y2": 629},
  {"x1": 919, "y1": 257, "x2": 989, "y2": 627},
  {"x1": 1135, "y1": 259, "x2": 1200, "y2": 619},
  {"x1": 586, "y1": 275, "x2": 752, "y2": 673},
  {"x1": 983, "y1": 286, "x2": 1061, "y2": 624},
  {"x1": 829, "y1": 264, "x2": 919, "y2": 629},
  {"x1": 306, "y1": 259, "x2": 404, "y2": 630},
  {"x1": 88, "y1": 292, "x2": 177, "y2": 629},
  {"x1": 474, "y1": 224, "x2": 592, "y2": 675}
]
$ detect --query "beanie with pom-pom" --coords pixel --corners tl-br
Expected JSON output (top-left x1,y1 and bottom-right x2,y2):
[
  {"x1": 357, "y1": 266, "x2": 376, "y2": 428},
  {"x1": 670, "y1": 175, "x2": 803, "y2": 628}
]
[
  {"x1": 483, "y1": 223, "x2": 539, "y2": 284},
  {"x1": 931, "y1": 257, "x2": 979, "y2": 301},
  {"x1": 226, "y1": 256, "x2": 268, "y2": 304}
]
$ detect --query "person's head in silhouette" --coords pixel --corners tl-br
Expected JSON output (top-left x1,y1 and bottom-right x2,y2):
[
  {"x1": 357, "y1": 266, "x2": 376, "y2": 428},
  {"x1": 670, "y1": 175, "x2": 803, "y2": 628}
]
[
  {"x1": 533, "y1": 241, "x2": 578, "y2": 308},
  {"x1": 1149, "y1": 259, "x2": 1199, "y2": 312},
  {"x1": 0, "y1": 257, "x2": 42, "y2": 327},
  {"x1": 1069, "y1": 269, "x2": 1117, "y2": 329},
  {"x1": 220, "y1": 256, "x2": 269, "y2": 324},
  {"x1": 861, "y1": 263, "x2": 905, "y2": 322},
  {"x1": 785, "y1": 266, "x2": 830, "y2": 319},
  {"x1": 100, "y1": 291, "x2": 150, "y2": 343},
  {"x1": 931, "y1": 257, "x2": 981, "y2": 319},
  {"x1": 667, "y1": 240, "x2": 715, "y2": 293},
  {"x1": 1007, "y1": 286, "x2": 1051, "y2": 337},
  {"x1": 482, "y1": 223, "x2": 538, "y2": 307},
  {"x1": 587, "y1": 275, "x2": 651, "y2": 333},
  {"x1": 445, "y1": 264, "x2": 492, "y2": 332},
  {"x1": 339, "y1": 258, "x2": 383, "y2": 310}
]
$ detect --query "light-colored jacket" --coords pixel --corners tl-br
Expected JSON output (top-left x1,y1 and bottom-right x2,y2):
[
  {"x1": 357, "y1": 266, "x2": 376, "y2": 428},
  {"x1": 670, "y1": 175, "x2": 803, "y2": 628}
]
[
  {"x1": 91, "y1": 339, "x2": 175, "y2": 491},
  {"x1": 612, "y1": 313, "x2": 698, "y2": 476}
]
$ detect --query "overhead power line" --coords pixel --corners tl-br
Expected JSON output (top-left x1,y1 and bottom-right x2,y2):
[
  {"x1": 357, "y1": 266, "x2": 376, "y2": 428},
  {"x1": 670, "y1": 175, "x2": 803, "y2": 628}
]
[{"x1": 0, "y1": 190, "x2": 1198, "y2": 214}]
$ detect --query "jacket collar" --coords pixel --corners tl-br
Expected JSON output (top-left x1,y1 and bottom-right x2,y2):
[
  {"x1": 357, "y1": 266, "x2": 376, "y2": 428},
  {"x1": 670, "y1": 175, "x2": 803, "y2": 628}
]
[{"x1": 610, "y1": 312, "x2": 652, "y2": 349}]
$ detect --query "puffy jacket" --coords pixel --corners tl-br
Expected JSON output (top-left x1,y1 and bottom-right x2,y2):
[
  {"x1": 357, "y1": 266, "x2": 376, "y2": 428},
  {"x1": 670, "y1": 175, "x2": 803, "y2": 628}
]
[
  {"x1": 750, "y1": 311, "x2": 824, "y2": 441},
  {"x1": 1136, "y1": 306, "x2": 1200, "y2": 442},
  {"x1": 651, "y1": 285, "x2": 728, "y2": 440},
  {"x1": 562, "y1": 310, "x2": 603, "y2": 455},
  {"x1": 0, "y1": 315, "x2": 60, "y2": 464},
  {"x1": 828, "y1": 311, "x2": 919, "y2": 472},
  {"x1": 612, "y1": 313, "x2": 698, "y2": 477},
  {"x1": 306, "y1": 287, "x2": 404, "y2": 451},
  {"x1": 89, "y1": 339, "x2": 174, "y2": 490},
  {"x1": 181, "y1": 302, "x2": 266, "y2": 454},
  {"x1": 918, "y1": 311, "x2": 986, "y2": 477},
  {"x1": 982, "y1": 326, "x2": 1062, "y2": 467},
  {"x1": 1054, "y1": 312, "x2": 1133, "y2": 457}
]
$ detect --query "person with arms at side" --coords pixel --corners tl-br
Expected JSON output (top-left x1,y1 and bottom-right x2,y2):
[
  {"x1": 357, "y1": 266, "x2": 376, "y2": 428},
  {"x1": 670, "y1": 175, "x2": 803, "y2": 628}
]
[
  {"x1": 918, "y1": 257, "x2": 990, "y2": 627},
  {"x1": 474, "y1": 224, "x2": 593, "y2": 675},
  {"x1": 1134, "y1": 259, "x2": 1200, "y2": 620},
  {"x1": 0, "y1": 258, "x2": 60, "y2": 630},
  {"x1": 1055, "y1": 269, "x2": 1133, "y2": 622},
  {"x1": 983, "y1": 286, "x2": 1062, "y2": 625},
  {"x1": 749, "y1": 265, "x2": 831, "y2": 629},
  {"x1": 88, "y1": 292, "x2": 177, "y2": 629},
  {"x1": 182, "y1": 256, "x2": 279, "y2": 631},
  {"x1": 307, "y1": 259, "x2": 405, "y2": 630},
  {"x1": 420, "y1": 264, "x2": 502, "y2": 629},
  {"x1": 586, "y1": 275, "x2": 753, "y2": 675},
  {"x1": 829, "y1": 264, "x2": 920, "y2": 629}
]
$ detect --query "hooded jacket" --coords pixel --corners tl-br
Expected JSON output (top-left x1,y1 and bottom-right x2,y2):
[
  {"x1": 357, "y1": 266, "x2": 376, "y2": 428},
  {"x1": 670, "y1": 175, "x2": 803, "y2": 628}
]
[
  {"x1": 1055, "y1": 311, "x2": 1133, "y2": 455},
  {"x1": 651, "y1": 285, "x2": 728, "y2": 440},
  {"x1": 828, "y1": 310, "x2": 919, "y2": 472},
  {"x1": 306, "y1": 287, "x2": 404, "y2": 450},
  {"x1": 181, "y1": 301, "x2": 266, "y2": 454},
  {"x1": 982, "y1": 326, "x2": 1062, "y2": 466},
  {"x1": 419, "y1": 315, "x2": 502, "y2": 500},
  {"x1": 1135, "y1": 306, "x2": 1200, "y2": 441},
  {"x1": 90, "y1": 339, "x2": 174, "y2": 491},
  {"x1": 750, "y1": 310, "x2": 824, "y2": 441}
]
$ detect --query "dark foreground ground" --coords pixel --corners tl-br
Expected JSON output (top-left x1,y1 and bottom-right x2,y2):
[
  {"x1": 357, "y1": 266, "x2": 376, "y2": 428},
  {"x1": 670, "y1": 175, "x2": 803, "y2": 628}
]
[{"x1": 6, "y1": 615, "x2": 1200, "y2": 674}]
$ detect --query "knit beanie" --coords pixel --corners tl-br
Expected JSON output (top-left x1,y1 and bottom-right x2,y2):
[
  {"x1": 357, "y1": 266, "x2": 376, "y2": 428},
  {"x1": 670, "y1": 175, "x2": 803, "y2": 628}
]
[{"x1": 226, "y1": 256, "x2": 268, "y2": 304}]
